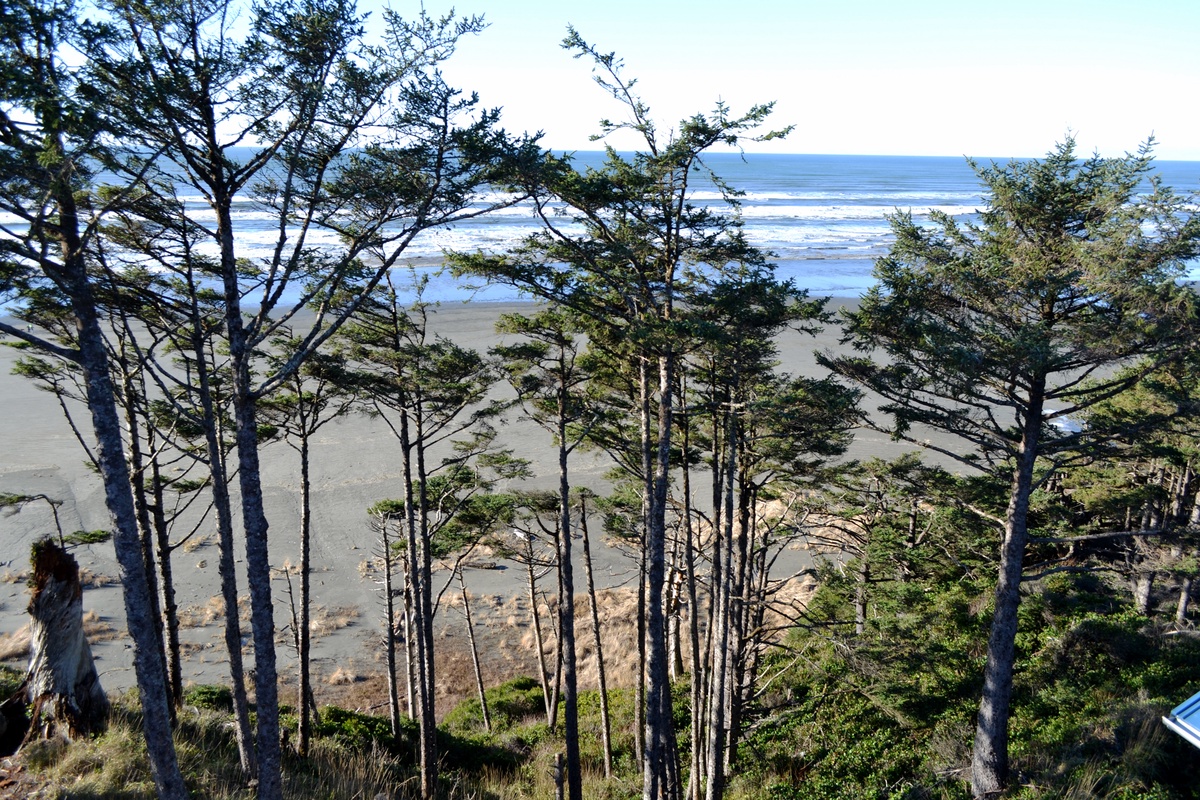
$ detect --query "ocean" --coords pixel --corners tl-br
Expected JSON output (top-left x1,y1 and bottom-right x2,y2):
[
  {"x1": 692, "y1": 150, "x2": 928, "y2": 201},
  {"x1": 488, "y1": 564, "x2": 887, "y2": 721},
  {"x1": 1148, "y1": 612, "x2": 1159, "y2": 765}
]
[
  {"x1": 389, "y1": 150, "x2": 1200, "y2": 302},
  {"x1": 8, "y1": 151, "x2": 1200, "y2": 305}
]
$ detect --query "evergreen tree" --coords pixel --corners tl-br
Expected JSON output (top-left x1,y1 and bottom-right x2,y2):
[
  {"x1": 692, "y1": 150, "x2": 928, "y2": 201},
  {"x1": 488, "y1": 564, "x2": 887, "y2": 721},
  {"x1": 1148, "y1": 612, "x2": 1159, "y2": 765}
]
[{"x1": 822, "y1": 138, "x2": 1200, "y2": 797}]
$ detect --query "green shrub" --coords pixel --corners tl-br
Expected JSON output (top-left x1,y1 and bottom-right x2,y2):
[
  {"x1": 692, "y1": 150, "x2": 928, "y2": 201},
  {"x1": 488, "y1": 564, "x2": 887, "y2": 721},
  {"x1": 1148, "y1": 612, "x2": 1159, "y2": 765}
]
[{"x1": 183, "y1": 684, "x2": 233, "y2": 712}]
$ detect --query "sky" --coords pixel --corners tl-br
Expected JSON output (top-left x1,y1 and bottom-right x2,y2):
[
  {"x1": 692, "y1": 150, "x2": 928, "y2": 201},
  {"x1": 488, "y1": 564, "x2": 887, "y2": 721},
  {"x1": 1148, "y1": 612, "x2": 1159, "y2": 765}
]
[{"x1": 358, "y1": 0, "x2": 1200, "y2": 160}]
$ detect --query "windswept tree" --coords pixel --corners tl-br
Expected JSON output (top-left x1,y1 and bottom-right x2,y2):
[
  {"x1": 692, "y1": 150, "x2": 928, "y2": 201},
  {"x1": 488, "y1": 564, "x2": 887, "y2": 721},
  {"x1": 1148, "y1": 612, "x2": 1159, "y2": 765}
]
[
  {"x1": 339, "y1": 282, "x2": 518, "y2": 799},
  {"x1": 454, "y1": 31, "x2": 789, "y2": 798},
  {"x1": 259, "y1": 338, "x2": 355, "y2": 758},
  {"x1": 77, "y1": 2, "x2": 533, "y2": 795},
  {"x1": 0, "y1": 2, "x2": 187, "y2": 794},
  {"x1": 822, "y1": 139, "x2": 1200, "y2": 798},
  {"x1": 492, "y1": 307, "x2": 596, "y2": 798}
]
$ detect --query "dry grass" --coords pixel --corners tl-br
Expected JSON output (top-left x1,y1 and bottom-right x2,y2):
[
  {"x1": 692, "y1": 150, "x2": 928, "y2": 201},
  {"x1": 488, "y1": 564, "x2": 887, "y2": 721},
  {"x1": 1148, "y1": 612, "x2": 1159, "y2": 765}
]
[
  {"x1": 327, "y1": 665, "x2": 364, "y2": 686},
  {"x1": 0, "y1": 624, "x2": 30, "y2": 661},
  {"x1": 78, "y1": 568, "x2": 117, "y2": 589},
  {"x1": 0, "y1": 610, "x2": 117, "y2": 663},
  {"x1": 309, "y1": 604, "x2": 362, "y2": 638},
  {"x1": 358, "y1": 557, "x2": 383, "y2": 579},
  {"x1": 1, "y1": 569, "x2": 28, "y2": 584},
  {"x1": 177, "y1": 595, "x2": 226, "y2": 629},
  {"x1": 82, "y1": 609, "x2": 119, "y2": 643},
  {"x1": 179, "y1": 531, "x2": 213, "y2": 553}
]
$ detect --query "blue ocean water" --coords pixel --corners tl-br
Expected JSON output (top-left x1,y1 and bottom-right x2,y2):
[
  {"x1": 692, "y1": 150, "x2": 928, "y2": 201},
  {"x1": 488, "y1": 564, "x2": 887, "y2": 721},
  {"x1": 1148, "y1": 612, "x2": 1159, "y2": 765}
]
[
  {"x1": 6, "y1": 152, "x2": 1199, "y2": 306},
  {"x1": 417, "y1": 151, "x2": 1200, "y2": 301}
]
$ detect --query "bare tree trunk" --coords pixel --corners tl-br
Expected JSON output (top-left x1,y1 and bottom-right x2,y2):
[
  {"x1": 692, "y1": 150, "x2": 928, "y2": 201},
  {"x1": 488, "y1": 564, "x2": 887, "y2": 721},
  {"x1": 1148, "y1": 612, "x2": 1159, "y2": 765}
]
[
  {"x1": 971, "y1": 394, "x2": 1042, "y2": 799},
  {"x1": 121, "y1": 385, "x2": 171, "y2": 715},
  {"x1": 645, "y1": 351, "x2": 680, "y2": 799},
  {"x1": 705, "y1": 405, "x2": 737, "y2": 800},
  {"x1": 297, "y1": 435, "x2": 314, "y2": 757},
  {"x1": 1133, "y1": 572, "x2": 1155, "y2": 616},
  {"x1": 219, "y1": 197, "x2": 282, "y2": 800},
  {"x1": 25, "y1": 541, "x2": 109, "y2": 741},
  {"x1": 580, "y1": 498, "x2": 612, "y2": 778},
  {"x1": 679, "y1": 398, "x2": 704, "y2": 800},
  {"x1": 459, "y1": 573, "x2": 491, "y2": 732},
  {"x1": 855, "y1": 559, "x2": 869, "y2": 636},
  {"x1": 381, "y1": 515, "x2": 402, "y2": 739},
  {"x1": 414, "y1": 428, "x2": 438, "y2": 800},
  {"x1": 73, "y1": 271, "x2": 188, "y2": 799},
  {"x1": 192, "y1": 330, "x2": 256, "y2": 777},
  {"x1": 150, "y1": 459, "x2": 183, "y2": 710},
  {"x1": 667, "y1": 536, "x2": 685, "y2": 681},
  {"x1": 527, "y1": 542, "x2": 554, "y2": 727},
  {"x1": 1177, "y1": 575, "x2": 1193, "y2": 626},
  {"x1": 557, "y1": 402, "x2": 582, "y2": 800}
]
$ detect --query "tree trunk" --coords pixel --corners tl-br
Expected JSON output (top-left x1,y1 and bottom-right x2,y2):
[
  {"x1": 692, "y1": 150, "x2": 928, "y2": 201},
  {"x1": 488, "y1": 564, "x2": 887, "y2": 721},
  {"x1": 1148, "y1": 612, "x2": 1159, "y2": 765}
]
[
  {"x1": 382, "y1": 514, "x2": 402, "y2": 739},
  {"x1": 971, "y1": 391, "x2": 1042, "y2": 799},
  {"x1": 645, "y1": 351, "x2": 680, "y2": 799},
  {"x1": 557, "y1": 402, "x2": 582, "y2": 800},
  {"x1": 414, "y1": 424, "x2": 438, "y2": 800},
  {"x1": 71, "y1": 262, "x2": 189, "y2": 799},
  {"x1": 219, "y1": 194, "x2": 282, "y2": 800},
  {"x1": 1133, "y1": 572, "x2": 1155, "y2": 616},
  {"x1": 192, "y1": 320, "x2": 257, "y2": 778},
  {"x1": 25, "y1": 540, "x2": 109, "y2": 741},
  {"x1": 855, "y1": 559, "x2": 869, "y2": 636},
  {"x1": 459, "y1": 574, "x2": 491, "y2": 732},
  {"x1": 150, "y1": 458, "x2": 183, "y2": 709},
  {"x1": 679, "y1": 399, "x2": 704, "y2": 800},
  {"x1": 1177, "y1": 575, "x2": 1193, "y2": 627},
  {"x1": 580, "y1": 498, "x2": 613, "y2": 778},
  {"x1": 705, "y1": 403, "x2": 737, "y2": 800},
  {"x1": 121, "y1": 385, "x2": 171, "y2": 715},
  {"x1": 298, "y1": 435, "x2": 313, "y2": 757},
  {"x1": 527, "y1": 542, "x2": 554, "y2": 727}
]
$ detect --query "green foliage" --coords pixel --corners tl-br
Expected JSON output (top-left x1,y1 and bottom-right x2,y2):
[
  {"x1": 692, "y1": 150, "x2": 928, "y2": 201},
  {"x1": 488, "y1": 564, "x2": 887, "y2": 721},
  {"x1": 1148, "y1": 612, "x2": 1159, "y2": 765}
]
[
  {"x1": 312, "y1": 706, "x2": 417, "y2": 758},
  {"x1": 741, "y1": 562, "x2": 1200, "y2": 799},
  {"x1": 62, "y1": 529, "x2": 112, "y2": 547},
  {"x1": 0, "y1": 664, "x2": 23, "y2": 698},
  {"x1": 182, "y1": 685, "x2": 234, "y2": 713},
  {"x1": 444, "y1": 676, "x2": 545, "y2": 735}
]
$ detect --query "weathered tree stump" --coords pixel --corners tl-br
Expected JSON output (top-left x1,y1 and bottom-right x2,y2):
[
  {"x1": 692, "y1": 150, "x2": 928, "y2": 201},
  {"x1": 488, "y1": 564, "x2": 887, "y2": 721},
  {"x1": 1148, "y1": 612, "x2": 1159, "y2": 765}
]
[{"x1": 23, "y1": 539, "x2": 108, "y2": 742}]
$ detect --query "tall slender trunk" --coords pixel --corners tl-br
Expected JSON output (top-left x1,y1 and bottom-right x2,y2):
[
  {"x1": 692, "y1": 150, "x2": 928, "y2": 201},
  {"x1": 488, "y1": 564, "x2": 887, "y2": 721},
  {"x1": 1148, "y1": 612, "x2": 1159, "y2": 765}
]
[
  {"x1": 459, "y1": 573, "x2": 491, "y2": 732},
  {"x1": 527, "y1": 541, "x2": 554, "y2": 726},
  {"x1": 219, "y1": 193, "x2": 282, "y2": 800},
  {"x1": 580, "y1": 498, "x2": 613, "y2": 778},
  {"x1": 558, "y1": 395, "x2": 582, "y2": 800},
  {"x1": 123, "y1": 389, "x2": 171, "y2": 714},
  {"x1": 191, "y1": 319, "x2": 256, "y2": 777},
  {"x1": 679, "y1": 394, "x2": 704, "y2": 800},
  {"x1": 382, "y1": 515, "x2": 401, "y2": 738},
  {"x1": 636, "y1": 359, "x2": 651, "y2": 772},
  {"x1": 297, "y1": 433, "x2": 313, "y2": 757},
  {"x1": 400, "y1": 407, "x2": 435, "y2": 799},
  {"x1": 645, "y1": 348, "x2": 679, "y2": 798},
  {"x1": 725, "y1": 475, "x2": 752, "y2": 770},
  {"x1": 150, "y1": 457, "x2": 183, "y2": 707},
  {"x1": 705, "y1": 402, "x2": 737, "y2": 800},
  {"x1": 971, "y1": 386, "x2": 1043, "y2": 799},
  {"x1": 69, "y1": 262, "x2": 189, "y2": 799},
  {"x1": 416, "y1": 424, "x2": 438, "y2": 800}
]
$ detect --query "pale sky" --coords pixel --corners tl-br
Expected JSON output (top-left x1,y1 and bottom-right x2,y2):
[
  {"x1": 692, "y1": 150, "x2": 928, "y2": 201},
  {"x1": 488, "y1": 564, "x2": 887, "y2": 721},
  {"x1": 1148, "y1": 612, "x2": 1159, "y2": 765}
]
[{"x1": 360, "y1": 0, "x2": 1200, "y2": 160}]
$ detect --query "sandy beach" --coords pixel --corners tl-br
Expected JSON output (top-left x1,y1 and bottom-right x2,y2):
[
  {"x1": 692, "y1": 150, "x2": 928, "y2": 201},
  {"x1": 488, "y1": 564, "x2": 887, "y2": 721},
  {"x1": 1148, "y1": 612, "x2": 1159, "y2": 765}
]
[{"x1": 0, "y1": 296, "x2": 943, "y2": 714}]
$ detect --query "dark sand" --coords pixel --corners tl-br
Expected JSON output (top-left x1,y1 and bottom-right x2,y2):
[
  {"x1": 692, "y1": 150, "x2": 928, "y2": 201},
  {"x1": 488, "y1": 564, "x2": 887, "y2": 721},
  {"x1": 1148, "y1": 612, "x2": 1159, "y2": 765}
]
[{"x1": 0, "y1": 297, "x2": 951, "y2": 711}]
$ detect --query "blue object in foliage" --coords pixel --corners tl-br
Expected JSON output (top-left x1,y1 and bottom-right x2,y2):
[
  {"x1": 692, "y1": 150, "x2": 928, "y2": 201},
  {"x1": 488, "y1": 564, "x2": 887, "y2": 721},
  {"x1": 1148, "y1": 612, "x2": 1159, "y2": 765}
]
[{"x1": 1164, "y1": 690, "x2": 1200, "y2": 750}]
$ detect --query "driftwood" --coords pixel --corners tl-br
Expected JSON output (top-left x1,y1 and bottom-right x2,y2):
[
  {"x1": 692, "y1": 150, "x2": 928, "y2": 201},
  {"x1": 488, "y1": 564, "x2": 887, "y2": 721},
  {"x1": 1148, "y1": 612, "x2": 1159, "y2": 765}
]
[{"x1": 22, "y1": 539, "x2": 108, "y2": 743}]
